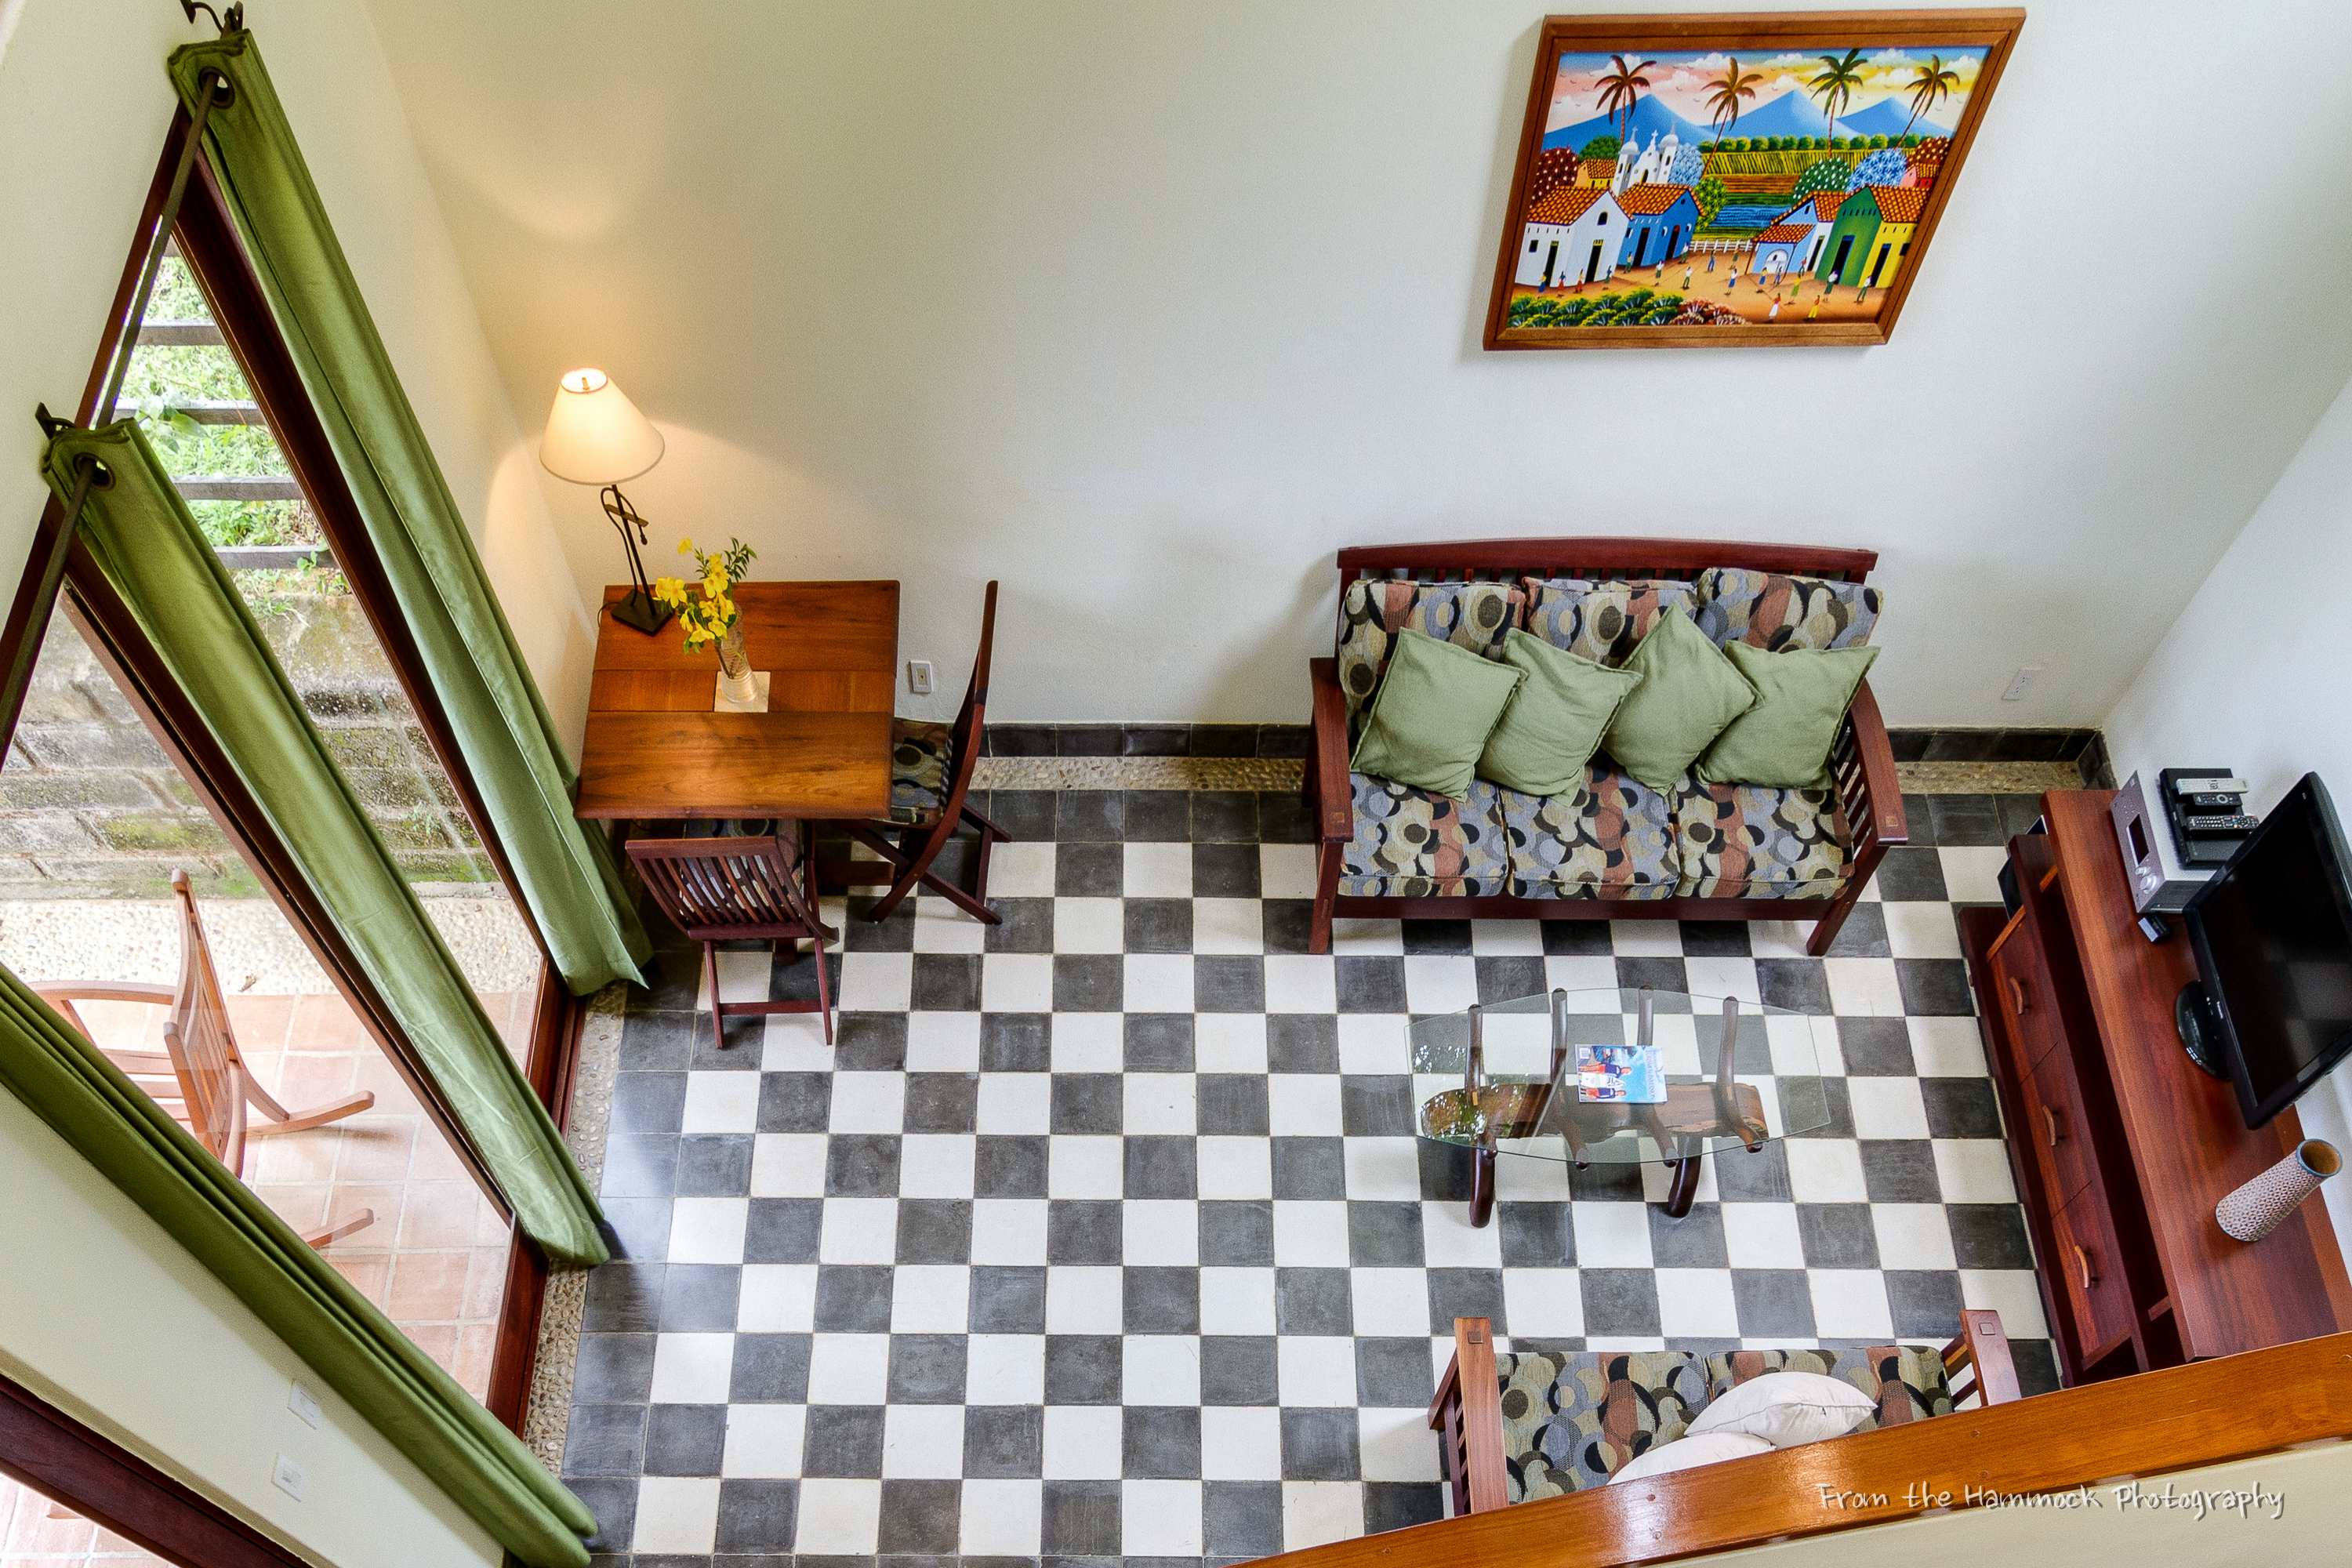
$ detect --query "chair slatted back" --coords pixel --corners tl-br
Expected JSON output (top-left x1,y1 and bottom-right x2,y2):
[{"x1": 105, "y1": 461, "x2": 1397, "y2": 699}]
[
  {"x1": 929, "y1": 580, "x2": 997, "y2": 837},
  {"x1": 164, "y1": 869, "x2": 247, "y2": 1174},
  {"x1": 630, "y1": 833, "x2": 822, "y2": 941}
]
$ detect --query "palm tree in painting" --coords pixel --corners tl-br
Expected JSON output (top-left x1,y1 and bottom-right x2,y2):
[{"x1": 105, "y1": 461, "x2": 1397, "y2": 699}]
[
  {"x1": 1595, "y1": 53, "x2": 1658, "y2": 146},
  {"x1": 1806, "y1": 47, "x2": 1868, "y2": 148},
  {"x1": 1704, "y1": 56, "x2": 1763, "y2": 147},
  {"x1": 1898, "y1": 54, "x2": 1962, "y2": 143}
]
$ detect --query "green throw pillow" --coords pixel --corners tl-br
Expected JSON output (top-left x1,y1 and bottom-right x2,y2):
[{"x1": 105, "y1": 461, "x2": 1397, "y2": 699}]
[
  {"x1": 1475, "y1": 629, "x2": 1643, "y2": 797},
  {"x1": 1351, "y1": 629, "x2": 1523, "y2": 800},
  {"x1": 1600, "y1": 607, "x2": 1759, "y2": 791},
  {"x1": 1698, "y1": 643, "x2": 1882, "y2": 788}
]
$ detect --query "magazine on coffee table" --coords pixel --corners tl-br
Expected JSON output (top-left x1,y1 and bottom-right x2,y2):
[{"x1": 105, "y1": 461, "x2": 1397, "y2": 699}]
[{"x1": 1575, "y1": 1042, "x2": 1665, "y2": 1103}]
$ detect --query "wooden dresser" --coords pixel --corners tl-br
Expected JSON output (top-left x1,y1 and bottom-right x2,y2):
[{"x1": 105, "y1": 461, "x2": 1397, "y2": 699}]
[{"x1": 1958, "y1": 791, "x2": 2352, "y2": 1384}]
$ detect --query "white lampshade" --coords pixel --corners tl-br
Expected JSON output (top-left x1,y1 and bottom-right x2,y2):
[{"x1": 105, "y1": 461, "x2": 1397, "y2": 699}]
[{"x1": 539, "y1": 368, "x2": 665, "y2": 485}]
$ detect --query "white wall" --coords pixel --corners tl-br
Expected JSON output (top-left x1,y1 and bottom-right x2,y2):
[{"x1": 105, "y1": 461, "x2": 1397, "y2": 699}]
[
  {"x1": 358, "y1": 0, "x2": 2352, "y2": 728},
  {"x1": 0, "y1": 0, "x2": 599, "y2": 756},
  {"x1": 2103, "y1": 366, "x2": 2352, "y2": 1262},
  {"x1": 0, "y1": 1087, "x2": 502, "y2": 1568}
]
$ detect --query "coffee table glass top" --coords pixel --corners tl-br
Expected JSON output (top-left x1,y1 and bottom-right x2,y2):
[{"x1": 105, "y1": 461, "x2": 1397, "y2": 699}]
[{"x1": 1411, "y1": 988, "x2": 1833, "y2": 1167}]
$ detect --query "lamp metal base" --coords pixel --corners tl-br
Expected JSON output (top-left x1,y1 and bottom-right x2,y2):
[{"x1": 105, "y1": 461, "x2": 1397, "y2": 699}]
[{"x1": 610, "y1": 587, "x2": 673, "y2": 636}]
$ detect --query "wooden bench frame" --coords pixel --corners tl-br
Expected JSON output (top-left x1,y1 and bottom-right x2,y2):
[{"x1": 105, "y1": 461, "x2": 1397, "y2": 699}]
[
  {"x1": 1428, "y1": 1311, "x2": 2023, "y2": 1517},
  {"x1": 1304, "y1": 538, "x2": 1905, "y2": 956}
]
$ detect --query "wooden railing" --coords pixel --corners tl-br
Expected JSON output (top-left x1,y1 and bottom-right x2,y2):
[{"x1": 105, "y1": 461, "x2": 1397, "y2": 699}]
[{"x1": 1246, "y1": 1330, "x2": 2352, "y2": 1568}]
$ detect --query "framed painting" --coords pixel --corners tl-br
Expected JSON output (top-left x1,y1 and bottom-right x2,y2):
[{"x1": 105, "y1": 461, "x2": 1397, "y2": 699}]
[{"x1": 1485, "y1": 9, "x2": 2024, "y2": 349}]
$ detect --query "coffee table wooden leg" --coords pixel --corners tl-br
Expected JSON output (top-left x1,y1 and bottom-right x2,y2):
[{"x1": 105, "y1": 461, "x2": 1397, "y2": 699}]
[
  {"x1": 1663, "y1": 1145, "x2": 1703, "y2": 1218},
  {"x1": 1468, "y1": 1143, "x2": 1497, "y2": 1229}
]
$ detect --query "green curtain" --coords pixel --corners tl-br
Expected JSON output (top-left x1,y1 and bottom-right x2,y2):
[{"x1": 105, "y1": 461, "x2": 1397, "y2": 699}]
[
  {"x1": 166, "y1": 29, "x2": 649, "y2": 998},
  {"x1": 0, "y1": 961, "x2": 593, "y2": 1566},
  {"x1": 42, "y1": 422, "x2": 607, "y2": 1271}
]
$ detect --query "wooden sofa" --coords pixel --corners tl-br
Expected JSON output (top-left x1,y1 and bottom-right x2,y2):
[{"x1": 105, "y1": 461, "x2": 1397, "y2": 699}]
[
  {"x1": 1304, "y1": 538, "x2": 1905, "y2": 956},
  {"x1": 1428, "y1": 1312, "x2": 2021, "y2": 1515}
]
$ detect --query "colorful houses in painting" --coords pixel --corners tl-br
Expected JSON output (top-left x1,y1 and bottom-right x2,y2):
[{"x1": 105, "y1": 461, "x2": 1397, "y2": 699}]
[
  {"x1": 1513, "y1": 184, "x2": 1625, "y2": 289},
  {"x1": 1815, "y1": 184, "x2": 1929, "y2": 289},
  {"x1": 1747, "y1": 223, "x2": 1815, "y2": 278},
  {"x1": 1615, "y1": 183, "x2": 1698, "y2": 269},
  {"x1": 1775, "y1": 191, "x2": 1849, "y2": 276}
]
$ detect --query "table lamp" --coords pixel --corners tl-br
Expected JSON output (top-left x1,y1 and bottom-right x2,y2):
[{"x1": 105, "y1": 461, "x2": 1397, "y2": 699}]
[{"x1": 541, "y1": 368, "x2": 672, "y2": 634}]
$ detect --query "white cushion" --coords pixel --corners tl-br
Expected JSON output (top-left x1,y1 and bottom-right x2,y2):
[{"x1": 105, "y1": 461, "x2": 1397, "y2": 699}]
[
  {"x1": 1606, "y1": 1432, "x2": 1773, "y2": 1485},
  {"x1": 1686, "y1": 1370, "x2": 1876, "y2": 1448}
]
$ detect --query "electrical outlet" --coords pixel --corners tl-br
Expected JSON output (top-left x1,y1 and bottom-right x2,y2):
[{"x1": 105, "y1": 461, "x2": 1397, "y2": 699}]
[
  {"x1": 907, "y1": 659, "x2": 934, "y2": 696},
  {"x1": 288, "y1": 1380, "x2": 322, "y2": 1429},
  {"x1": 271, "y1": 1454, "x2": 307, "y2": 1502},
  {"x1": 2002, "y1": 666, "x2": 2041, "y2": 702}
]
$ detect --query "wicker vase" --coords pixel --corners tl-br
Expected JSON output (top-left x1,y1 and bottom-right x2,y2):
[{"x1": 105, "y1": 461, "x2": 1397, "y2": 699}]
[
  {"x1": 2216, "y1": 1139, "x2": 2342, "y2": 1243},
  {"x1": 715, "y1": 622, "x2": 760, "y2": 706}
]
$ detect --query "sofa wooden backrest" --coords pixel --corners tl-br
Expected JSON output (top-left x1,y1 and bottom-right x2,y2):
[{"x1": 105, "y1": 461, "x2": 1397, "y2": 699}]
[{"x1": 1330, "y1": 535, "x2": 1878, "y2": 652}]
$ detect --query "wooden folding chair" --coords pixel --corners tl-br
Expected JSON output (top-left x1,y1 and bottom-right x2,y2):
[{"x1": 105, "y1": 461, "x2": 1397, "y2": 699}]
[
  {"x1": 36, "y1": 869, "x2": 376, "y2": 1248},
  {"x1": 833, "y1": 579, "x2": 1010, "y2": 924},
  {"x1": 628, "y1": 823, "x2": 837, "y2": 1050}
]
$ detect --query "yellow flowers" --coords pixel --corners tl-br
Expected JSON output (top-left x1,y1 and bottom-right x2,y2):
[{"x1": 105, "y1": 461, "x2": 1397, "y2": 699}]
[{"x1": 665, "y1": 535, "x2": 758, "y2": 655}]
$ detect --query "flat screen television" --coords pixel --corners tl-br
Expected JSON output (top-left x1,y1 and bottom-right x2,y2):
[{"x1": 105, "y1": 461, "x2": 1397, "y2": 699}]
[{"x1": 2180, "y1": 772, "x2": 2352, "y2": 1128}]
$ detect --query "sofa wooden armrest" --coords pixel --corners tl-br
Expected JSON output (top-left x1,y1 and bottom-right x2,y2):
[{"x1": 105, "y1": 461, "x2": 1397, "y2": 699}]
[{"x1": 1426, "y1": 1311, "x2": 2019, "y2": 1515}]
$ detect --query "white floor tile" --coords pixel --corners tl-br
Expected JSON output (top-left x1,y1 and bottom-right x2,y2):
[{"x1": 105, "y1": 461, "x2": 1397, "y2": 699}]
[
  {"x1": 970, "y1": 1198, "x2": 1049, "y2": 1265},
  {"x1": 1720, "y1": 1203, "x2": 1806, "y2": 1269},
  {"x1": 828, "y1": 1071, "x2": 906, "y2": 1133},
  {"x1": 960, "y1": 1479, "x2": 1044, "y2": 1554},
  {"x1": 1194, "y1": 898, "x2": 1265, "y2": 953},
  {"x1": 882, "y1": 1404, "x2": 967, "y2": 1477},
  {"x1": 1196, "y1": 1013, "x2": 1269, "y2": 1072},
  {"x1": 905, "y1": 1011, "x2": 982, "y2": 1071},
  {"x1": 1271, "y1": 1200, "x2": 1352, "y2": 1266},
  {"x1": 633, "y1": 1477, "x2": 721, "y2": 1554},
  {"x1": 1359, "y1": 1406, "x2": 1443, "y2": 1481},
  {"x1": 1609, "y1": 920, "x2": 1684, "y2": 956},
  {"x1": 1044, "y1": 1265, "x2": 1124, "y2": 1333},
  {"x1": 1545, "y1": 954, "x2": 1621, "y2": 993},
  {"x1": 695, "y1": 949, "x2": 773, "y2": 1009},
  {"x1": 793, "y1": 1479, "x2": 882, "y2": 1555},
  {"x1": 1123, "y1": 953, "x2": 1196, "y2": 1012},
  {"x1": 804, "y1": 1334, "x2": 890, "y2": 1403},
  {"x1": 1683, "y1": 956, "x2": 1763, "y2": 1006},
  {"x1": 681, "y1": 1072, "x2": 761, "y2": 1134},
  {"x1": 1053, "y1": 898, "x2": 1125, "y2": 953},
  {"x1": 1336, "y1": 1015, "x2": 1410, "y2": 1075},
  {"x1": 910, "y1": 899, "x2": 989, "y2": 953},
  {"x1": 898, "y1": 1133, "x2": 977, "y2": 1198},
  {"x1": 1908, "y1": 1015, "x2": 1990, "y2": 1076},
  {"x1": 1283, "y1": 1481, "x2": 1366, "y2": 1549},
  {"x1": 1125, "y1": 842, "x2": 1193, "y2": 898},
  {"x1": 1809, "y1": 1269, "x2": 1896, "y2": 1339},
  {"x1": 1470, "y1": 919, "x2": 1545, "y2": 955},
  {"x1": 891, "y1": 1265, "x2": 972, "y2": 1333},
  {"x1": 985, "y1": 840, "x2": 1055, "y2": 898},
  {"x1": 835, "y1": 951, "x2": 911, "y2": 1011},
  {"x1": 1200, "y1": 1267, "x2": 1279, "y2": 1334},
  {"x1": 1268, "y1": 1073, "x2": 1344, "y2": 1135},
  {"x1": 1265, "y1": 954, "x2": 1339, "y2": 1013},
  {"x1": 818, "y1": 1198, "x2": 899, "y2": 1264},
  {"x1": 1124, "y1": 1335, "x2": 1203, "y2": 1403},
  {"x1": 1785, "y1": 1139, "x2": 1870, "y2": 1203},
  {"x1": 1051, "y1": 1012, "x2": 1124, "y2": 1072},
  {"x1": 1261, "y1": 844, "x2": 1318, "y2": 899},
  {"x1": 736, "y1": 1265, "x2": 818, "y2": 1332},
  {"x1": 1655, "y1": 1268, "x2": 1741, "y2": 1338},
  {"x1": 979, "y1": 953, "x2": 1054, "y2": 1011},
  {"x1": 1824, "y1": 957, "x2": 1905, "y2": 1018},
  {"x1": 1419, "y1": 1201, "x2": 1503, "y2": 1268},
  {"x1": 1123, "y1": 1200, "x2": 1201, "y2": 1265},
  {"x1": 1350, "y1": 1268, "x2": 1436, "y2": 1336},
  {"x1": 1959, "y1": 1269, "x2": 2050, "y2": 1337},
  {"x1": 1042, "y1": 1406, "x2": 1123, "y2": 1479},
  {"x1": 1201, "y1": 1406, "x2": 1283, "y2": 1479},
  {"x1": 1873, "y1": 1203, "x2": 1960, "y2": 1271},
  {"x1": 1882, "y1": 900, "x2": 1964, "y2": 958},
  {"x1": 1848, "y1": 1078, "x2": 1932, "y2": 1140},
  {"x1": 1403, "y1": 955, "x2": 1479, "y2": 1014},
  {"x1": 1938, "y1": 847, "x2": 2009, "y2": 905},
  {"x1": 669, "y1": 1197, "x2": 750, "y2": 1264},
  {"x1": 1124, "y1": 1479, "x2": 1205, "y2": 1555},
  {"x1": 1123, "y1": 1073, "x2": 1198, "y2": 1135},
  {"x1": 975, "y1": 1073, "x2": 1051, "y2": 1134},
  {"x1": 1501, "y1": 1269, "x2": 1583, "y2": 1337},
  {"x1": 1048, "y1": 1134, "x2": 1125, "y2": 1198},
  {"x1": 964, "y1": 1334, "x2": 1046, "y2": 1404},
  {"x1": 1330, "y1": 917, "x2": 1403, "y2": 954},
  {"x1": 760, "y1": 1014, "x2": 834, "y2": 1069},
  {"x1": 721, "y1": 1404, "x2": 805, "y2": 1478},
  {"x1": 1196, "y1": 1135, "x2": 1274, "y2": 1199},
  {"x1": 1573, "y1": 1202, "x2": 1655, "y2": 1268},
  {"x1": 1341, "y1": 1137, "x2": 1423, "y2": 1200},
  {"x1": 1933, "y1": 1138, "x2": 2019, "y2": 1203},
  {"x1": 650, "y1": 1334, "x2": 737, "y2": 1403},
  {"x1": 1276, "y1": 1335, "x2": 1359, "y2": 1405}
]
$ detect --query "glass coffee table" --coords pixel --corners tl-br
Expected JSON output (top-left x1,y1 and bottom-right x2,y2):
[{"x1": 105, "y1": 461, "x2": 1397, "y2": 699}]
[{"x1": 1413, "y1": 987, "x2": 1833, "y2": 1222}]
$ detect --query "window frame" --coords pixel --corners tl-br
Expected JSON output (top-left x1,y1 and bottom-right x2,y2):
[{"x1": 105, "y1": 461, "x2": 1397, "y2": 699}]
[{"x1": 0, "y1": 108, "x2": 582, "y2": 1434}]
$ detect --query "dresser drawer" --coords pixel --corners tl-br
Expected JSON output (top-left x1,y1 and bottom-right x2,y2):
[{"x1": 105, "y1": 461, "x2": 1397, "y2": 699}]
[
  {"x1": 1990, "y1": 924, "x2": 2064, "y2": 1072},
  {"x1": 2053, "y1": 1193, "x2": 2137, "y2": 1356},
  {"x1": 2027, "y1": 1052, "x2": 2096, "y2": 1205}
]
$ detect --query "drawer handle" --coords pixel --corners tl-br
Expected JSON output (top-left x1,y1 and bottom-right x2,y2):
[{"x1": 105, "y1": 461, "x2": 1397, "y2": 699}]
[
  {"x1": 2009, "y1": 977, "x2": 2030, "y2": 1014},
  {"x1": 2074, "y1": 1243, "x2": 2099, "y2": 1290},
  {"x1": 2043, "y1": 1105, "x2": 2063, "y2": 1145}
]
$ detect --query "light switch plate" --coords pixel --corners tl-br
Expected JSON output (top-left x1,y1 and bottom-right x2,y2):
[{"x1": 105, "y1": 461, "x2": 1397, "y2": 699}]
[
  {"x1": 271, "y1": 1454, "x2": 307, "y2": 1501},
  {"x1": 288, "y1": 1380, "x2": 322, "y2": 1428},
  {"x1": 907, "y1": 659, "x2": 934, "y2": 696}
]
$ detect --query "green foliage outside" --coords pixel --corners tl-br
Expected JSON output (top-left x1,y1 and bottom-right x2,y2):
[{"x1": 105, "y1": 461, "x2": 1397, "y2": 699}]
[{"x1": 1578, "y1": 135, "x2": 1621, "y2": 162}]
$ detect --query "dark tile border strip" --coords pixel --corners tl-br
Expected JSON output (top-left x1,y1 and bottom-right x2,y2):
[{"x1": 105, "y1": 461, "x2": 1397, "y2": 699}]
[
  {"x1": 985, "y1": 723, "x2": 1309, "y2": 760},
  {"x1": 1886, "y1": 727, "x2": 2102, "y2": 764}
]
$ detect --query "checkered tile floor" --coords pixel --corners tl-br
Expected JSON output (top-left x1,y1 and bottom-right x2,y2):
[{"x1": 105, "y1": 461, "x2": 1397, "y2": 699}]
[{"x1": 562, "y1": 787, "x2": 2060, "y2": 1565}]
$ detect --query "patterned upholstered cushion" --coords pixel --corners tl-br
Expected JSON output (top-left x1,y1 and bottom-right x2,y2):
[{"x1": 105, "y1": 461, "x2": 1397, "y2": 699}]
[
  {"x1": 1339, "y1": 773, "x2": 1509, "y2": 897},
  {"x1": 1501, "y1": 763, "x2": 1680, "y2": 899},
  {"x1": 1700, "y1": 1346, "x2": 1956, "y2": 1430},
  {"x1": 1692, "y1": 568, "x2": 1881, "y2": 652},
  {"x1": 1671, "y1": 780, "x2": 1851, "y2": 899},
  {"x1": 887, "y1": 718, "x2": 953, "y2": 825},
  {"x1": 1335, "y1": 578, "x2": 1523, "y2": 731},
  {"x1": 1496, "y1": 1349, "x2": 1711, "y2": 1501},
  {"x1": 1522, "y1": 579, "x2": 1694, "y2": 667}
]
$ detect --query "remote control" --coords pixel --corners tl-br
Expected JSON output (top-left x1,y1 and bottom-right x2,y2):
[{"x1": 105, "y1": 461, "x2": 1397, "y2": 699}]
[
  {"x1": 2186, "y1": 792, "x2": 2244, "y2": 809},
  {"x1": 2183, "y1": 814, "x2": 2259, "y2": 832}
]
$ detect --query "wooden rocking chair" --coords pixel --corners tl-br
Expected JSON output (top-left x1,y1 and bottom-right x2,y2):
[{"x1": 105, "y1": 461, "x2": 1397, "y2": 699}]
[
  {"x1": 830, "y1": 579, "x2": 1010, "y2": 924},
  {"x1": 36, "y1": 869, "x2": 376, "y2": 1248},
  {"x1": 628, "y1": 822, "x2": 837, "y2": 1050}
]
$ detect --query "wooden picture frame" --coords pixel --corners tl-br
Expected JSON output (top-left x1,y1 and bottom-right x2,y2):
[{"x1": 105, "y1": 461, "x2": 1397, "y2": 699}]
[{"x1": 1485, "y1": 9, "x2": 2024, "y2": 349}]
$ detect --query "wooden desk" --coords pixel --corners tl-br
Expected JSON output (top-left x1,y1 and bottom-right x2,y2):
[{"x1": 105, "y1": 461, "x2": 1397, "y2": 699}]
[
  {"x1": 1962, "y1": 790, "x2": 2352, "y2": 1381},
  {"x1": 576, "y1": 581, "x2": 898, "y2": 821}
]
